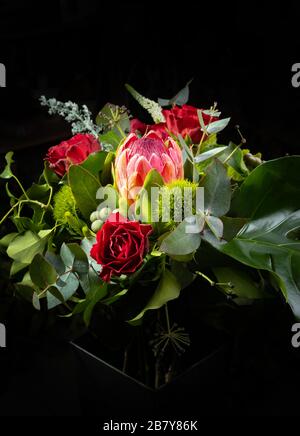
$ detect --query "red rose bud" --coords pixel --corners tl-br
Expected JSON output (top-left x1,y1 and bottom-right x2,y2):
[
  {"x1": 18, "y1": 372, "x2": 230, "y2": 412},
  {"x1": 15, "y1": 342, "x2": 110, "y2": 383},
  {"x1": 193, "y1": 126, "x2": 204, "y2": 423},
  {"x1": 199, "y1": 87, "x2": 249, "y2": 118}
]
[
  {"x1": 130, "y1": 104, "x2": 219, "y2": 144},
  {"x1": 90, "y1": 213, "x2": 153, "y2": 282},
  {"x1": 115, "y1": 131, "x2": 183, "y2": 202},
  {"x1": 45, "y1": 133, "x2": 101, "y2": 177}
]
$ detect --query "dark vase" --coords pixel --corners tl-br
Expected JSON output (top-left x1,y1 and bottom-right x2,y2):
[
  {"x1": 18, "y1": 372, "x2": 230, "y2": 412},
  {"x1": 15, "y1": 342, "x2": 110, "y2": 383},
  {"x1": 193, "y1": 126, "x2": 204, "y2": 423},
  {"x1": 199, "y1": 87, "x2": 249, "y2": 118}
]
[{"x1": 70, "y1": 340, "x2": 231, "y2": 418}]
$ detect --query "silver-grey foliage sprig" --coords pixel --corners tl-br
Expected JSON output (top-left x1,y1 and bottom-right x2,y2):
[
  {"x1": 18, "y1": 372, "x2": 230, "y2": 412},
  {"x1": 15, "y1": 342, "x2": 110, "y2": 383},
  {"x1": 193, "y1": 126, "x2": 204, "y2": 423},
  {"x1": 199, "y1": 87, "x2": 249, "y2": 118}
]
[{"x1": 40, "y1": 96, "x2": 102, "y2": 138}]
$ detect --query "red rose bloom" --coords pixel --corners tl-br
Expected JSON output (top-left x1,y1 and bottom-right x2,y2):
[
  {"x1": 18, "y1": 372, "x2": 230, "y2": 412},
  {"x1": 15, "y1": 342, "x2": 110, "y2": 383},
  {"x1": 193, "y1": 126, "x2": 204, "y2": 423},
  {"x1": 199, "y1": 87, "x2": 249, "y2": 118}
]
[
  {"x1": 45, "y1": 133, "x2": 101, "y2": 177},
  {"x1": 90, "y1": 213, "x2": 153, "y2": 282},
  {"x1": 130, "y1": 104, "x2": 218, "y2": 144}
]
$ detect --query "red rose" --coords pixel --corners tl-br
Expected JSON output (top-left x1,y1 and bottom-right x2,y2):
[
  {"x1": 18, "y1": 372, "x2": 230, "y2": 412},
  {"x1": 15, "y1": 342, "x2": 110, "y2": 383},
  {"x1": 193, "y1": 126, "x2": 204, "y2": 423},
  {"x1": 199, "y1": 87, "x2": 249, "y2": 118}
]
[
  {"x1": 130, "y1": 104, "x2": 218, "y2": 144},
  {"x1": 45, "y1": 133, "x2": 101, "y2": 177},
  {"x1": 90, "y1": 213, "x2": 153, "y2": 282}
]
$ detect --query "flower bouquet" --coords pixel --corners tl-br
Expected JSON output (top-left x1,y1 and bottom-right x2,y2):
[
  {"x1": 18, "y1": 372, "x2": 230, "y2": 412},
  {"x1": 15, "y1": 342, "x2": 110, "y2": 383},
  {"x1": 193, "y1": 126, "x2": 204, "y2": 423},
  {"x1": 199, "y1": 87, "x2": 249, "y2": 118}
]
[{"x1": 1, "y1": 82, "x2": 300, "y2": 390}]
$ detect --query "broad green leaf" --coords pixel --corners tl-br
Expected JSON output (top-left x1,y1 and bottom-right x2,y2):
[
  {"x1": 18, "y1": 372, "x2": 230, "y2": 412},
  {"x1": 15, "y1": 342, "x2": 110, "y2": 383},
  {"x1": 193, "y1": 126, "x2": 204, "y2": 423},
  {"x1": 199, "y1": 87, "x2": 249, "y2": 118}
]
[
  {"x1": 68, "y1": 164, "x2": 101, "y2": 220},
  {"x1": 160, "y1": 219, "x2": 201, "y2": 256},
  {"x1": 7, "y1": 229, "x2": 52, "y2": 264},
  {"x1": 129, "y1": 269, "x2": 181, "y2": 322},
  {"x1": 221, "y1": 217, "x2": 248, "y2": 242},
  {"x1": 0, "y1": 152, "x2": 14, "y2": 179},
  {"x1": 30, "y1": 254, "x2": 58, "y2": 290},
  {"x1": 83, "y1": 283, "x2": 108, "y2": 326},
  {"x1": 80, "y1": 151, "x2": 107, "y2": 178},
  {"x1": 212, "y1": 267, "x2": 265, "y2": 299},
  {"x1": 219, "y1": 156, "x2": 300, "y2": 318},
  {"x1": 125, "y1": 84, "x2": 165, "y2": 123},
  {"x1": 201, "y1": 159, "x2": 231, "y2": 217}
]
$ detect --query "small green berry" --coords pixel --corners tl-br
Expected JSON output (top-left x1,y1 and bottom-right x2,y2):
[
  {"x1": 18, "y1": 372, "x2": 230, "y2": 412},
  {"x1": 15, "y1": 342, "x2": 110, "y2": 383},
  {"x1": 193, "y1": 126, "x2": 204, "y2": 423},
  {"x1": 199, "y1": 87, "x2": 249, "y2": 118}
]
[
  {"x1": 91, "y1": 219, "x2": 104, "y2": 233},
  {"x1": 98, "y1": 207, "x2": 112, "y2": 221},
  {"x1": 90, "y1": 211, "x2": 99, "y2": 222}
]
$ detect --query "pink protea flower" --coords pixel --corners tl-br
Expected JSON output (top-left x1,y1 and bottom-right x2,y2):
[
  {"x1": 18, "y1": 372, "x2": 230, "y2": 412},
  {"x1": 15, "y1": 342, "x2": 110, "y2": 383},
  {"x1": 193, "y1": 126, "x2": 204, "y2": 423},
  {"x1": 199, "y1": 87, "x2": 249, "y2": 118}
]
[{"x1": 115, "y1": 131, "x2": 183, "y2": 202}]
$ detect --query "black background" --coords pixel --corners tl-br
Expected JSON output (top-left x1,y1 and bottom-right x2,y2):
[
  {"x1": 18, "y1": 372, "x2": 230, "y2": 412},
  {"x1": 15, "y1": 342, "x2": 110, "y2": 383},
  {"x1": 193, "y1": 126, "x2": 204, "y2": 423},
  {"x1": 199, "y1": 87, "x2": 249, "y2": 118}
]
[{"x1": 1, "y1": 0, "x2": 300, "y2": 418}]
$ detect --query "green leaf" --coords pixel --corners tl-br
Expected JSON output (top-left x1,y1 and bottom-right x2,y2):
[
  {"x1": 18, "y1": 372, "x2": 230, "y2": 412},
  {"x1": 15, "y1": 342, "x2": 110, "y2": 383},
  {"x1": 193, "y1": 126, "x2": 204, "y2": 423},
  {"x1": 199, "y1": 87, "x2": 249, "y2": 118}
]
[
  {"x1": 99, "y1": 131, "x2": 121, "y2": 151},
  {"x1": 60, "y1": 243, "x2": 89, "y2": 275},
  {"x1": 201, "y1": 159, "x2": 231, "y2": 217},
  {"x1": 220, "y1": 142, "x2": 249, "y2": 180},
  {"x1": 204, "y1": 215, "x2": 223, "y2": 240},
  {"x1": 56, "y1": 273, "x2": 79, "y2": 302},
  {"x1": 100, "y1": 151, "x2": 115, "y2": 185},
  {"x1": 10, "y1": 260, "x2": 28, "y2": 276},
  {"x1": 40, "y1": 161, "x2": 60, "y2": 186},
  {"x1": 25, "y1": 183, "x2": 50, "y2": 201},
  {"x1": 219, "y1": 156, "x2": 300, "y2": 318},
  {"x1": 96, "y1": 103, "x2": 130, "y2": 137},
  {"x1": 139, "y1": 169, "x2": 164, "y2": 225},
  {"x1": 83, "y1": 283, "x2": 108, "y2": 326},
  {"x1": 7, "y1": 229, "x2": 52, "y2": 264},
  {"x1": 68, "y1": 164, "x2": 101, "y2": 220},
  {"x1": 158, "y1": 79, "x2": 193, "y2": 107},
  {"x1": 221, "y1": 217, "x2": 248, "y2": 242},
  {"x1": 0, "y1": 152, "x2": 14, "y2": 179},
  {"x1": 125, "y1": 84, "x2": 165, "y2": 123},
  {"x1": 206, "y1": 117, "x2": 230, "y2": 135},
  {"x1": 178, "y1": 134, "x2": 194, "y2": 164},
  {"x1": 80, "y1": 151, "x2": 107, "y2": 178},
  {"x1": 0, "y1": 233, "x2": 17, "y2": 248},
  {"x1": 129, "y1": 269, "x2": 181, "y2": 322},
  {"x1": 12, "y1": 216, "x2": 43, "y2": 233},
  {"x1": 30, "y1": 254, "x2": 58, "y2": 290},
  {"x1": 160, "y1": 219, "x2": 201, "y2": 256},
  {"x1": 194, "y1": 146, "x2": 228, "y2": 164},
  {"x1": 170, "y1": 260, "x2": 195, "y2": 289},
  {"x1": 212, "y1": 267, "x2": 265, "y2": 299}
]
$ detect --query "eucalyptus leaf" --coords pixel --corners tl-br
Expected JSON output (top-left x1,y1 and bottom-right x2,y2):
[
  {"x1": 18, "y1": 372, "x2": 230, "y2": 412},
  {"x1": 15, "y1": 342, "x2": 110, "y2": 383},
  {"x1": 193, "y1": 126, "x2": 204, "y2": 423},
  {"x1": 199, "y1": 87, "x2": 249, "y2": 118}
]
[
  {"x1": 158, "y1": 79, "x2": 193, "y2": 107},
  {"x1": 194, "y1": 146, "x2": 228, "y2": 164},
  {"x1": 201, "y1": 159, "x2": 231, "y2": 217},
  {"x1": 160, "y1": 219, "x2": 201, "y2": 256},
  {"x1": 206, "y1": 117, "x2": 231, "y2": 135}
]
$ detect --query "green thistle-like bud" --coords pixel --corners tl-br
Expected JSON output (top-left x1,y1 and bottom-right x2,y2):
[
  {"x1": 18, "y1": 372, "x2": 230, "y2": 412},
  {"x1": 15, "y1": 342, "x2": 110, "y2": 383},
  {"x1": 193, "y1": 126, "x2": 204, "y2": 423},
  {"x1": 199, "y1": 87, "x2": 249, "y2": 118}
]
[{"x1": 53, "y1": 185, "x2": 82, "y2": 234}]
